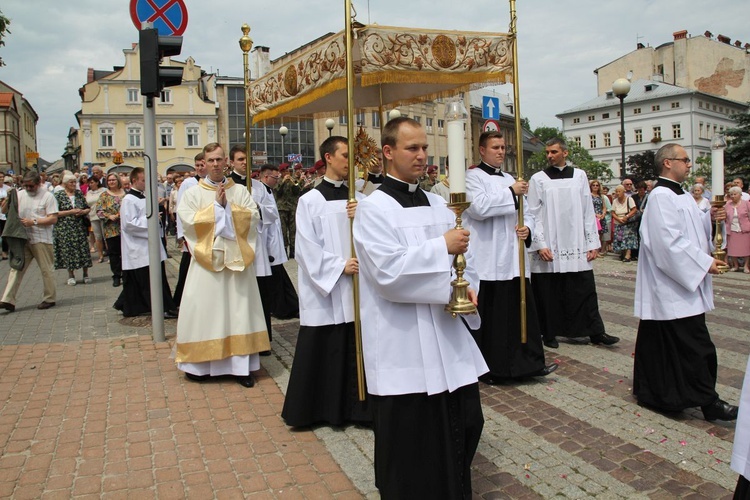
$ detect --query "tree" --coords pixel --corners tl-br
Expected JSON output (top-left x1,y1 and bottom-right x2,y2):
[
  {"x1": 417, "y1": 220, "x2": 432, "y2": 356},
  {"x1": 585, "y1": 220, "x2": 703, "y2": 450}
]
[
  {"x1": 0, "y1": 10, "x2": 10, "y2": 67},
  {"x1": 685, "y1": 156, "x2": 712, "y2": 191},
  {"x1": 625, "y1": 150, "x2": 658, "y2": 181},
  {"x1": 725, "y1": 106, "x2": 750, "y2": 179},
  {"x1": 532, "y1": 126, "x2": 563, "y2": 144}
]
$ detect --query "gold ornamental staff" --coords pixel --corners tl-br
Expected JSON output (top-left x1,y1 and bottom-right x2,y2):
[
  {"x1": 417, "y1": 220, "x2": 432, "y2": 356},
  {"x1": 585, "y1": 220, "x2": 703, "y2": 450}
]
[
  {"x1": 344, "y1": 0, "x2": 366, "y2": 401},
  {"x1": 509, "y1": 0, "x2": 527, "y2": 343},
  {"x1": 239, "y1": 24, "x2": 253, "y2": 195}
]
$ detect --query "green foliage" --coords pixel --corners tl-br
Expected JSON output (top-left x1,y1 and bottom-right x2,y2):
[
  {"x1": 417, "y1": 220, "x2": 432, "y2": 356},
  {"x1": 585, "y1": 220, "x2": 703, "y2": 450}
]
[
  {"x1": 625, "y1": 150, "x2": 658, "y2": 181},
  {"x1": 0, "y1": 10, "x2": 10, "y2": 67},
  {"x1": 684, "y1": 156, "x2": 713, "y2": 191},
  {"x1": 532, "y1": 126, "x2": 563, "y2": 144},
  {"x1": 725, "y1": 106, "x2": 750, "y2": 179}
]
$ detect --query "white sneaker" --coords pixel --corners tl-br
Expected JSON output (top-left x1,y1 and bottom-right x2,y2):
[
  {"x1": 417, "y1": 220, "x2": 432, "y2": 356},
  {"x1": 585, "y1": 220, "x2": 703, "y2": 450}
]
[
  {"x1": 67, "y1": 278, "x2": 76, "y2": 286},
  {"x1": 83, "y1": 277, "x2": 92, "y2": 284}
]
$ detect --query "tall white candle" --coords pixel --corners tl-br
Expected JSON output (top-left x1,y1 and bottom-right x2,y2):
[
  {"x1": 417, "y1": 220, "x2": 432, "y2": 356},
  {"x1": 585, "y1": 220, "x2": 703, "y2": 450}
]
[
  {"x1": 711, "y1": 147, "x2": 724, "y2": 200},
  {"x1": 447, "y1": 120, "x2": 465, "y2": 193}
]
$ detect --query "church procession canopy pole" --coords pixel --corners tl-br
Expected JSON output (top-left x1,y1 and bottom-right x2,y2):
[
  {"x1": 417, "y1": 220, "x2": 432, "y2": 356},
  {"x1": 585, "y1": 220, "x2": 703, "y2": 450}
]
[
  {"x1": 240, "y1": 23, "x2": 253, "y2": 195},
  {"x1": 509, "y1": 0, "x2": 528, "y2": 344},
  {"x1": 344, "y1": 0, "x2": 367, "y2": 402}
]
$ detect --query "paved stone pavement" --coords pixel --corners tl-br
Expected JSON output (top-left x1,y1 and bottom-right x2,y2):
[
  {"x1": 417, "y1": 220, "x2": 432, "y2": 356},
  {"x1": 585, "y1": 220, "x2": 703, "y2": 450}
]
[{"x1": 0, "y1": 243, "x2": 748, "y2": 498}]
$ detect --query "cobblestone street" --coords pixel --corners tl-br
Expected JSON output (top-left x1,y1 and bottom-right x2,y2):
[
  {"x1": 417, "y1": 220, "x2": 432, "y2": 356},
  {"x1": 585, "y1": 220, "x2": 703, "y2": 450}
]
[{"x1": 0, "y1": 245, "x2": 747, "y2": 498}]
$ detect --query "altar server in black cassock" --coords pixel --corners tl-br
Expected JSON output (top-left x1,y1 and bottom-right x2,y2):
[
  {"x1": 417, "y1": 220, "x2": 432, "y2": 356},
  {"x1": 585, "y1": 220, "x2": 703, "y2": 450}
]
[
  {"x1": 633, "y1": 143, "x2": 737, "y2": 422},
  {"x1": 282, "y1": 136, "x2": 370, "y2": 427},
  {"x1": 353, "y1": 118, "x2": 488, "y2": 499},
  {"x1": 527, "y1": 138, "x2": 619, "y2": 348},
  {"x1": 465, "y1": 132, "x2": 557, "y2": 382}
]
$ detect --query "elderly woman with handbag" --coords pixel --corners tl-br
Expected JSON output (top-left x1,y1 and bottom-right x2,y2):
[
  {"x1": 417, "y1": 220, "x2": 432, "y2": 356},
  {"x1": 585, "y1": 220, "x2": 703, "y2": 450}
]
[
  {"x1": 53, "y1": 173, "x2": 93, "y2": 285},
  {"x1": 611, "y1": 184, "x2": 638, "y2": 262}
]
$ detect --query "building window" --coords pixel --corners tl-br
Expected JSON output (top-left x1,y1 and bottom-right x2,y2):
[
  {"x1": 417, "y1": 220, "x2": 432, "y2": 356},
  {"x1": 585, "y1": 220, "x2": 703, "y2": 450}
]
[
  {"x1": 573, "y1": 117, "x2": 580, "y2": 124},
  {"x1": 672, "y1": 123, "x2": 681, "y2": 139},
  {"x1": 186, "y1": 126, "x2": 200, "y2": 147},
  {"x1": 573, "y1": 136, "x2": 581, "y2": 147},
  {"x1": 652, "y1": 126, "x2": 661, "y2": 140},
  {"x1": 633, "y1": 108, "x2": 641, "y2": 115},
  {"x1": 356, "y1": 111, "x2": 366, "y2": 126},
  {"x1": 339, "y1": 113, "x2": 347, "y2": 125},
  {"x1": 371, "y1": 111, "x2": 380, "y2": 128},
  {"x1": 127, "y1": 125, "x2": 142, "y2": 148},
  {"x1": 426, "y1": 117, "x2": 433, "y2": 133},
  {"x1": 671, "y1": 102, "x2": 680, "y2": 109},
  {"x1": 713, "y1": 104, "x2": 717, "y2": 111},
  {"x1": 589, "y1": 134, "x2": 597, "y2": 149},
  {"x1": 413, "y1": 115, "x2": 421, "y2": 123},
  {"x1": 427, "y1": 155, "x2": 434, "y2": 165},
  {"x1": 603, "y1": 132, "x2": 611, "y2": 147},
  {"x1": 652, "y1": 104, "x2": 660, "y2": 111},
  {"x1": 635, "y1": 129, "x2": 643, "y2": 143},
  {"x1": 127, "y1": 89, "x2": 140, "y2": 104},
  {"x1": 602, "y1": 113, "x2": 610, "y2": 119},
  {"x1": 100, "y1": 127, "x2": 114, "y2": 148},
  {"x1": 438, "y1": 119, "x2": 445, "y2": 133},
  {"x1": 699, "y1": 122, "x2": 704, "y2": 139},
  {"x1": 587, "y1": 115, "x2": 595, "y2": 121},
  {"x1": 699, "y1": 101, "x2": 704, "y2": 109},
  {"x1": 160, "y1": 125, "x2": 174, "y2": 147},
  {"x1": 159, "y1": 89, "x2": 172, "y2": 103},
  {"x1": 439, "y1": 156, "x2": 447, "y2": 168}
]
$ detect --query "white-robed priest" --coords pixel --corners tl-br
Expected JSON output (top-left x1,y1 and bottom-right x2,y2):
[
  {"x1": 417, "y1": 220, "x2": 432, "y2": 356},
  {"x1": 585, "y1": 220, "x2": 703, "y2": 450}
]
[
  {"x1": 353, "y1": 117, "x2": 488, "y2": 499},
  {"x1": 175, "y1": 143, "x2": 270, "y2": 388},
  {"x1": 731, "y1": 355, "x2": 750, "y2": 497},
  {"x1": 633, "y1": 143, "x2": 737, "y2": 422},
  {"x1": 281, "y1": 136, "x2": 371, "y2": 427}
]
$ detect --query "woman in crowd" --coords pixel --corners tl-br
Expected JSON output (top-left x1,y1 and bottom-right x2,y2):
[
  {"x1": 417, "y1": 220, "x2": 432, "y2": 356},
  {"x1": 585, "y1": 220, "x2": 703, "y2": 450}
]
[
  {"x1": 611, "y1": 184, "x2": 638, "y2": 262},
  {"x1": 86, "y1": 176, "x2": 107, "y2": 263},
  {"x1": 168, "y1": 175, "x2": 183, "y2": 237},
  {"x1": 50, "y1": 174, "x2": 63, "y2": 193},
  {"x1": 53, "y1": 173, "x2": 93, "y2": 285},
  {"x1": 725, "y1": 186, "x2": 750, "y2": 273},
  {"x1": 692, "y1": 184, "x2": 711, "y2": 213},
  {"x1": 590, "y1": 180, "x2": 610, "y2": 256},
  {"x1": 96, "y1": 173, "x2": 126, "y2": 287},
  {"x1": 78, "y1": 173, "x2": 89, "y2": 195}
]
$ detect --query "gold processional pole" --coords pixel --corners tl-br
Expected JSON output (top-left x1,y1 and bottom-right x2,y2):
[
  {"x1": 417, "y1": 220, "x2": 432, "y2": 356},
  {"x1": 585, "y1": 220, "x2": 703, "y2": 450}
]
[
  {"x1": 509, "y1": 0, "x2": 527, "y2": 343},
  {"x1": 344, "y1": 0, "x2": 366, "y2": 401},
  {"x1": 240, "y1": 24, "x2": 253, "y2": 196}
]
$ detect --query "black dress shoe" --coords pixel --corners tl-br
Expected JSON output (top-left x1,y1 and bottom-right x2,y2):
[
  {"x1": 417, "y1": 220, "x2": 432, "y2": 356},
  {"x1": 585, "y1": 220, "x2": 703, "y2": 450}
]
[
  {"x1": 185, "y1": 373, "x2": 210, "y2": 382},
  {"x1": 533, "y1": 363, "x2": 559, "y2": 377},
  {"x1": 37, "y1": 301, "x2": 55, "y2": 310},
  {"x1": 236, "y1": 374, "x2": 255, "y2": 388},
  {"x1": 0, "y1": 301, "x2": 15, "y2": 312},
  {"x1": 164, "y1": 310, "x2": 178, "y2": 319},
  {"x1": 259, "y1": 350, "x2": 271, "y2": 357},
  {"x1": 702, "y1": 399, "x2": 739, "y2": 422},
  {"x1": 590, "y1": 333, "x2": 620, "y2": 345},
  {"x1": 543, "y1": 338, "x2": 559, "y2": 349},
  {"x1": 479, "y1": 374, "x2": 505, "y2": 385},
  {"x1": 113, "y1": 276, "x2": 121, "y2": 287}
]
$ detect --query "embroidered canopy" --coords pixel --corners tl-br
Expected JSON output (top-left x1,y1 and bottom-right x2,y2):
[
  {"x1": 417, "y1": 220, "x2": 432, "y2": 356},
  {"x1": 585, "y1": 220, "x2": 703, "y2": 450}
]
[{"x1": 248, "y1": 24, "x2": 514, "y2": 123}]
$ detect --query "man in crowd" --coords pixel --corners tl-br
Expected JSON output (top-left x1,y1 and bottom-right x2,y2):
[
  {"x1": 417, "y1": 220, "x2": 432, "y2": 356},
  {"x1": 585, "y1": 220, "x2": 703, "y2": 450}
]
[
  {"x1": 172, "y1": 152, "x2": 207, "y2": 307},
  {"x1": 113, "y1": 167, "x2": 177, "y2": 318},
  {"x1": 0, "y1": 171, "x2": 58, "y2": 312},
  {"x1": 733, "y1": 177, "x2": 750, "y2": 201},
  {"x1": 431, "y1": 161, "x2": 451, "y2": 202},
  {"x1": 527, "y1": 138, "x2": 619, "y2": 348},
  {"x1": 175, "y1": 143, "x2": 269, "y2": 388},
  {"x1": 622, "y1": 178, "x2": 635, "y2": 197},
  {"x1": 282, "y1": 136, "x2": 370, "y2": 427},
  {"x1": 465, "y1": 131, "x2": 557, "y2": 382},
  {"x1": 694, "y1": 176, "x2": 712, "y2": 200},
  {"x1": 634, "y1": 143, "x2": 737, "y2": 422},
  {"x1": 353, "y1": 117, "x2": 487, "y2": 498},
  {"x1": 276, "y1": 163, "x2": 300, "y2": 258},
  {"x1": 260, "y1": 164, "x2": 299, "y2": 320},
  {"x1": 0, "y1": 171, "x2": 8, "y2": 260},
  {"x1": 229, "y1": 145, "x2": 275, "y2": 349},
  {"x1": 419, "y1": 165, "x2": 438, "y2": 192},
  {"x1": 92, "y1": 165, "x2": 105, "y2": 188}
]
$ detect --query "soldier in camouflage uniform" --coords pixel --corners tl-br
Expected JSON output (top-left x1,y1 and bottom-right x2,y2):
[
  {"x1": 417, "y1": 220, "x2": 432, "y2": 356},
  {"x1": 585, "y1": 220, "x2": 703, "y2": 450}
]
[{"x1": 275, "y1": 164, "x2": 301, "y2": 259}]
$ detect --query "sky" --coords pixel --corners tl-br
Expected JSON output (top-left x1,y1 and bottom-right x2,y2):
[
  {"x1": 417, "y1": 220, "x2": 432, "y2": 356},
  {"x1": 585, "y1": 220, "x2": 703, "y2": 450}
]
[{"x1": 0, "y1": 0, "x2": 747, "y2": 162}]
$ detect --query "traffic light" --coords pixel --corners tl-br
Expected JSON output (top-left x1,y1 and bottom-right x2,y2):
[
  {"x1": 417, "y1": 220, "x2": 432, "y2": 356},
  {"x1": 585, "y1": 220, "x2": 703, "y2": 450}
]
[{"x1": 139, "y1": 28, "x2": 183, "y2": 97}]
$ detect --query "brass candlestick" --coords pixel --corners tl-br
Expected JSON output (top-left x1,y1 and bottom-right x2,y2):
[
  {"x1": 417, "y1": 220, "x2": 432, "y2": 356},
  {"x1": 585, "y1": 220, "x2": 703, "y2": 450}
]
[
  {"x1": 445, "y1": 192, "x2": 478, "y2": 318},
  {"x1": 711, "y1": 195, "x2": 729, "y2": 274}
]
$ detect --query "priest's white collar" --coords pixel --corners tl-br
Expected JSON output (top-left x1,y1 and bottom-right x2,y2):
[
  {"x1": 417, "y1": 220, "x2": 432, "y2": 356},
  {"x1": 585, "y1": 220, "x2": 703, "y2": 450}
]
[
  {"x1": 323, "y1": 176, "x2": 345, "y2": 188},
  {"x1": 482, "y1": 161, "x2": 503, "y2": 174},
  {"x1": 368, "y1": 172, "x2": 382, "y2": 178},
  {"x1": 204, "y1": 177, "x2": 227, "y2": 187},
  {"x1": 386, "y1": 174, "x2": 418, "y2": 193},
  {"x1": 233, "y1": 170, "x2": 246, "y2": 180}
]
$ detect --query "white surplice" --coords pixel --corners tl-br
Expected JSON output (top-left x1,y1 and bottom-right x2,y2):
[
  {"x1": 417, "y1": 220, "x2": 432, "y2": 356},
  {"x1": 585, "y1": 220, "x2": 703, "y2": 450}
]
[
  {"x1": 120, "y1": 190, "x2": 166, "y2": 270},
  {"x1": 732, "y1": 354, "x2": 750, "y2": 480},
  {"x1": 175, "y1": 179, "x2": 269, "y2": 376},
  {"x1": 353, "y1": 189, "x2": 487, "y2": 397},
  {"x1": 634, "y1": 183, "x2": 714, "y2": 320},
  {"x1": 261, "y1": 183, "x2": 288, "y2": 265},
  {"x1": 527, "y1": 167, "x2": 599, "y2": 273},
  {"x1": 295, "y1": 189, "x2": 363, "y2": 326},
  {"x1": 465, "y1": 167, "x2": 534, "y2": 280},
  {"x1": 251, "y1": 178, "x2": 273, "y2": 277}
]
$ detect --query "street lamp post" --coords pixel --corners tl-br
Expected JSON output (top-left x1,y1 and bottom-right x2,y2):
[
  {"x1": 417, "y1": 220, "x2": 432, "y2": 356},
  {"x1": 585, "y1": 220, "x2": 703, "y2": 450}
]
[
  {"x1": 279, "y1": 125, "x2": 288, "y2": 164},
  {"x1": 388, "y1": 109, "x2": 401, "y2": 121},
  {"x1": 612, "y1": 78, "x2": 631, "y2": 180},
  {"x1": 325, "y1": 118, "x2": 335, "y2": 137}
]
